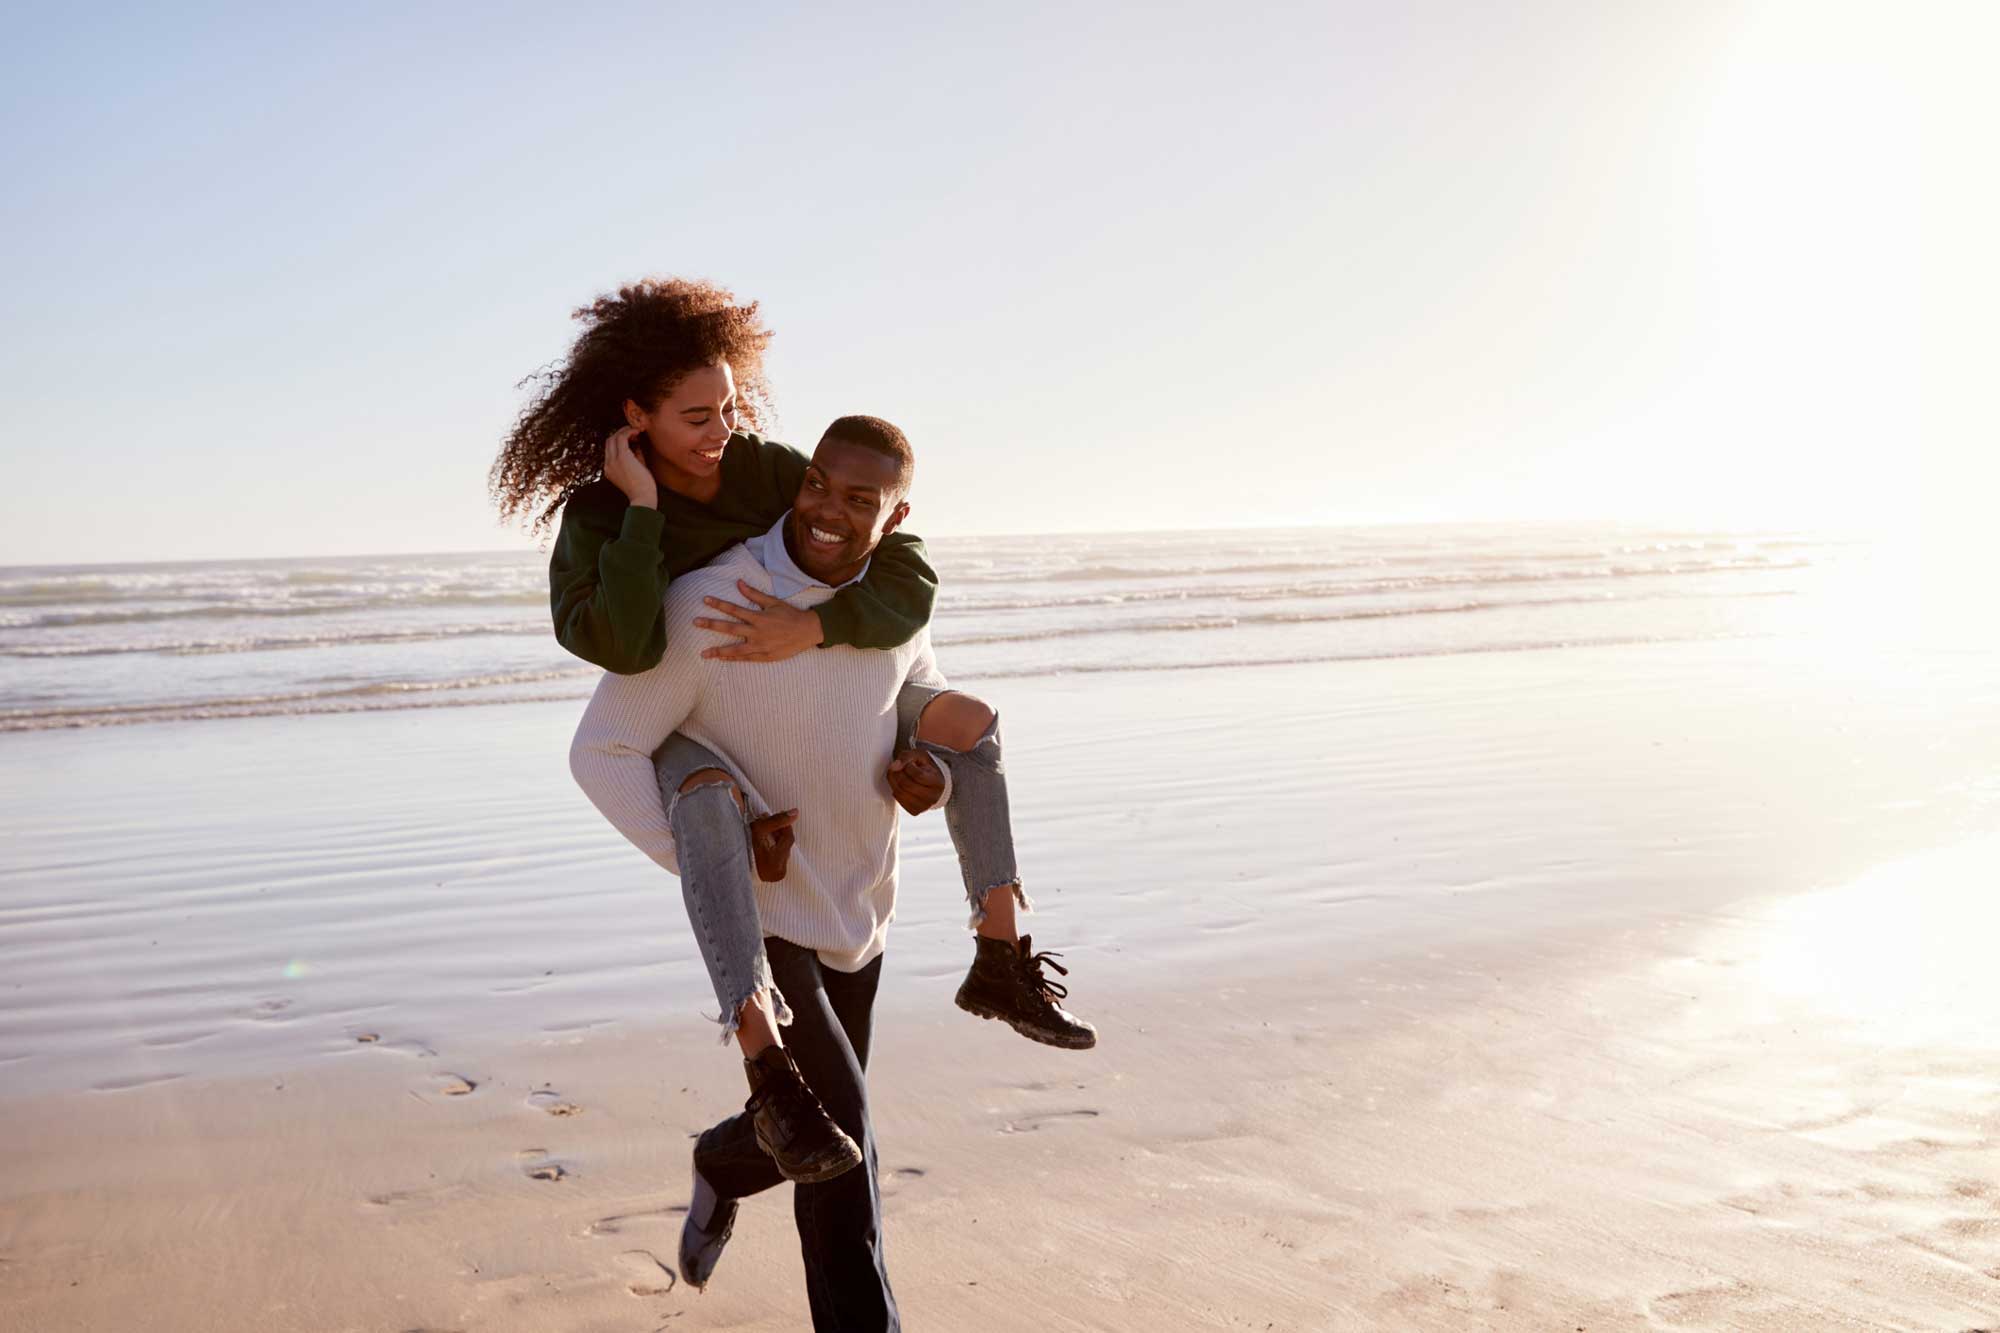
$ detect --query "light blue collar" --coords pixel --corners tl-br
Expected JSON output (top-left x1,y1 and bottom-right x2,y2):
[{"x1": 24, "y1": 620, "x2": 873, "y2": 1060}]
[{"x1": 746, "y1": 514, "x2": 871, "y2": 599}]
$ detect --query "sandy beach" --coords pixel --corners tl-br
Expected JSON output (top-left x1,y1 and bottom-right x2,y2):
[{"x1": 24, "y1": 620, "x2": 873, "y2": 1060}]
[{"x1": 5, "y1": 637, "x2": 1999, "y2": 1331}]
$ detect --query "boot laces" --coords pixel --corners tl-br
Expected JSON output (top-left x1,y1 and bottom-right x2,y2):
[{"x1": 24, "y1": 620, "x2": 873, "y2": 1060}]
[{"x1": 1017, "y1": 944, "x2": 1070, "y2": 1004}]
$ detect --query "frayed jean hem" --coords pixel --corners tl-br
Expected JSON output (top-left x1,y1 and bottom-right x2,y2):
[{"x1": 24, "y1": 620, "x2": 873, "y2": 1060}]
[
  {"x1": 708, "y1": 980, "x2": 795, "y2": 1045},
  {"x1": 965, "y1": 878, "x2": 1034, "y2": 930}
]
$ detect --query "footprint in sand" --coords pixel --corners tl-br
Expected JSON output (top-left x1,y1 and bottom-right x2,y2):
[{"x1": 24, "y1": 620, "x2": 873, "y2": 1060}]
[
  {"x1": 1646, "y1": 1279, "x2": 1761, "y2": 1325},
  {"x1": 584, "y1": 1205, "x2": 684, "y2": 1238},
  {"x1": 430, "y1": 1073, "x2": 479, "y2": 1098},
  {"x1": 881, "y1": 1165, "x2": 929, "y2": 1198},
  {"x1": 1000, "y1": 1108, "x2": 1100, "y2": 1134},
  {"x1": 365, "y1": 1182, "x2": 471, "y2": 1210},
  {"x1": 518, "y1": 1149, "x2": 570, "y2": 1182},
  {"x1": 615, "y1": 1248, "x2": 677, "y2": 1296},
  {"x1": 369, "y1": 1036, "x2": 438, "y2": 1059},
  {"x1": 527, "y1": 1089, "x2": 582, "y2": 1117},
  {"x1": 141, "y1": 1029, "x2": 220, "y2": 1050},
  {"x1": 91, "y1": 1072, "x2": 185, "y2": 1092}
]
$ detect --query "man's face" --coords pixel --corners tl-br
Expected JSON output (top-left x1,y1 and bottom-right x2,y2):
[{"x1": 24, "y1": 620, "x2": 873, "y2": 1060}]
[{"x1": 786, "y1": 439, "x2": 910, "y2": 586}]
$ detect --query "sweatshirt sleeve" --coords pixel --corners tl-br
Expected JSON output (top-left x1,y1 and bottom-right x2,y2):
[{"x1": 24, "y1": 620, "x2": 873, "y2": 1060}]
[
  {"x1": 549, "y1": 487, "x2": 670, "y2": 675},
  {"x1": 567, "y1": 614, "x2": 711, "y2": 873},
  {"x1": 816, "y1": 531, "x2": 939, "y2": 650},
  {"x1": 760, "y1": 440, "x2": 940, "y2": 651}
]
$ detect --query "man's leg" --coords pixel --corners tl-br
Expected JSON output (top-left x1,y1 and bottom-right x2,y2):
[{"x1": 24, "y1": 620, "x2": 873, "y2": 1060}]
[
  {"x1": 893, "y1": 684, "x2": 1097, "y2": 1050},
  {"x1": 787, "y1": 943, "x2": 898, "y2": 1333},
  {"x1": 689, "y1": 938, "x2": 900, "y2": 1331}
]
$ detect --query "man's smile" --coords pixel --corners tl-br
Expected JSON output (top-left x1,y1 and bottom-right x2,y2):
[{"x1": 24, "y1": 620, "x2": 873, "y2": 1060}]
[{"x1": 806, "y1": 525, "x2": 849, "y2": 547}]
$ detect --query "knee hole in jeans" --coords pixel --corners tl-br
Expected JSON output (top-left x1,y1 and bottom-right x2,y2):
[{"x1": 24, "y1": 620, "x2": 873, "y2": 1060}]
[
  {"x1": 913, "y1": 691, "x2": 995, "y2": 753},
  {"x1": 678, "y1": 766, "x2": 745, "y2": 812}
]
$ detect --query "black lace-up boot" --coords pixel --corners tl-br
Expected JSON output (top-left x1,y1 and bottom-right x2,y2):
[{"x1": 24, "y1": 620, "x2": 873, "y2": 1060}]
[
  {"x1": 955, "y1": 934, "x2": 1097, "y2": 1050},
  {"x1": 742, "y1": 1046, "x2": 864, "y2": 1183}
]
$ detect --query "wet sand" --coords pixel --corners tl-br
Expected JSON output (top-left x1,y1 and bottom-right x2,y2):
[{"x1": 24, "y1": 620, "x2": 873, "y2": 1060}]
[{"x1": 4, "y1": 641, "x2": 1999, "y2": 1329}]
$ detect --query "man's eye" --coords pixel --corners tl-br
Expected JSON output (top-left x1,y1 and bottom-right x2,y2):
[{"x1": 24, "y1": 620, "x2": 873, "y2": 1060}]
[{"x1": 805, "y1": 476, "x2": 824, "y2": 491}]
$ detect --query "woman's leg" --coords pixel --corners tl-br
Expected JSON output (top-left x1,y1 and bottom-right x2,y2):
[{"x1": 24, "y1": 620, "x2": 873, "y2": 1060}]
[
  {"x1": 654, "y1": 732, "x2": 787, "y2": 1049},
  {"x1": 893, "y1": 684, "x2": 1097, "y2": 1050},
  {"x1": 893, "y1": 682, "x2": 1031, "y2": 933}
]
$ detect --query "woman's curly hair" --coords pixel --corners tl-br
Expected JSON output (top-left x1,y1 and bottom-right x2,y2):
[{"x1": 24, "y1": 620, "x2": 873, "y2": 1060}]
[{"x1": 491, "y1": 277, "x2": 776, "y2": 534}]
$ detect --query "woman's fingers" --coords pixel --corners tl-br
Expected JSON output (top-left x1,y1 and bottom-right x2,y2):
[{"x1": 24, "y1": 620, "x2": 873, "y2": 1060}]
[
  {"x1": 697, "y1": 596, "x2": 755, "y2": 624},
  {"x1": 735, "y1": 580, "x2": 782, "y2": 608}
]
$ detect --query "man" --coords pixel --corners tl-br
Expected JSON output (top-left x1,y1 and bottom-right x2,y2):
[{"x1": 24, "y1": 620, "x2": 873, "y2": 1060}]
[{"x1": 569, "y1": 416, "x2": 1093, "y2": 1331}]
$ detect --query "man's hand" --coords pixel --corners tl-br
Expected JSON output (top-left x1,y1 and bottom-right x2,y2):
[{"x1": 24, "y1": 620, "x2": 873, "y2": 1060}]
[
  {"x1": 695, "y1": 581, "x2": 826, "y2": 662},
  {"x1": 749, "y1": 808, "x2": 798, "y2": 882},
  {"x1": 886, "y1": 749, "x2": 946, "y2": 816},
  {"x1": 603, "y1": 426, "x2": 658, "y2": 508}
]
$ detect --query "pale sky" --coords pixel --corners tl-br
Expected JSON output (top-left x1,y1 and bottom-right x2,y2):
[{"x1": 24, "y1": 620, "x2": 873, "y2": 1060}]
[{"x1": 2, "y1": 1, "x2": 1993, "y2": 565}]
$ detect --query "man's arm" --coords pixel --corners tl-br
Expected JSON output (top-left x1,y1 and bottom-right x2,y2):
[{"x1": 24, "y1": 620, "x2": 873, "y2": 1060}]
[{"x1": 567, "y1": 607, "x2": 711, "y2": 869}]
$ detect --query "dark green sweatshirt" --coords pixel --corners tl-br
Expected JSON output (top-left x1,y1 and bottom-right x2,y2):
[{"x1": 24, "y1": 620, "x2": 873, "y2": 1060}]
[{"x1": 549, "y1": 432, "x2": 938, "y2": 674}]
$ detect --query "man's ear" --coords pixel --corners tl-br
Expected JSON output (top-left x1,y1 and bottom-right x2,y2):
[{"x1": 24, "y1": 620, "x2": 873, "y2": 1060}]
[
  {"x1": 622, "y1": 399, "x2": 648, "y2": 431},
  {"x1": 881, "y1": 499, "x2": 911, "y2": 537}
]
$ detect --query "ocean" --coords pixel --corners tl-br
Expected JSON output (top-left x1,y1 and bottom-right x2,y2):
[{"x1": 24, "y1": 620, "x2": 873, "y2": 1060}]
[{"x1": 0, "y1": 523, "x2": 1847, "y2": 733}]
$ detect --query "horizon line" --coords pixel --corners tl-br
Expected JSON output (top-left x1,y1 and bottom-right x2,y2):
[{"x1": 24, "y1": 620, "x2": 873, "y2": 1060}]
[{"x1": 0, "y1": 514, "x2": 1843, "y2": 574}]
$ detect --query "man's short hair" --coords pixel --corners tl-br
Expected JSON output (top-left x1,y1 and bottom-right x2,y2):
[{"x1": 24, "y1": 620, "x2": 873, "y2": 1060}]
[{"x1": 818, "y1": 415, "x2": 914, "y2": 496}]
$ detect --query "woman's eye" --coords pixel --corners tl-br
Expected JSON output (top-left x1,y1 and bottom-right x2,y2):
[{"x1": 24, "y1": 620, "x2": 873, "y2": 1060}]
[{"x1": 687, "y1": 415, "x2": 710, "y2": 426}]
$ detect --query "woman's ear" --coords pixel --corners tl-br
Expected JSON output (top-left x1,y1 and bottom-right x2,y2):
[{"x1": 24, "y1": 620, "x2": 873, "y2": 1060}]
[{"x1": 622, "y1": 399, "x2": 648, "y2": 431}]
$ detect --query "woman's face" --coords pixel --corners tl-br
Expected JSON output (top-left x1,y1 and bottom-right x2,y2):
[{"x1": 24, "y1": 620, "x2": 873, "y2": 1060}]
[{"x1": 625, "y1": 362, "x2": 736, "y2": 487}]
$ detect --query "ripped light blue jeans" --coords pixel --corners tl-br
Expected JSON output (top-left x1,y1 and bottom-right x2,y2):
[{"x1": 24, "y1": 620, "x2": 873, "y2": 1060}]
[{"x1": 655, "y1": 681, "x2": 1029, "y2": 1040}]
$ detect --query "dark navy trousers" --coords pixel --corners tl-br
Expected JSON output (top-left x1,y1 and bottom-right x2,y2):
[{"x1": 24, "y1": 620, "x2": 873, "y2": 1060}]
[{"x1": 695, "y1": 936, "x2": 898, "y2": 1332}]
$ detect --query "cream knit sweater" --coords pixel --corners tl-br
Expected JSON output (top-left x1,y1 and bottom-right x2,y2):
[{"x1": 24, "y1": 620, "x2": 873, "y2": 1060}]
[{"x1": 569, "y1": 540, "x2": 945, "y2": 972}]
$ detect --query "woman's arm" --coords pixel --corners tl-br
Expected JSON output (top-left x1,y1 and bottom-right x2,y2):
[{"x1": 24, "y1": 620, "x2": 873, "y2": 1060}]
[
  {"x1": 549, "y1": 482, "x2": 670, "y2": 674},
  {"x1": 815, "y1": 530, "x2": 938, "y2": 649}
]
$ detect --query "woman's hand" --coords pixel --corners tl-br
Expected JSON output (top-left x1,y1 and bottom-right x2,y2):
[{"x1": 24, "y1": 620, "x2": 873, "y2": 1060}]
[
  {"x1": 695, "y1": 581, "x2": 826, "y2": 662},
  {"x1": 886, "y1": 750, "x2": 946, "y2": 815},
  {"x1": 603, "y1": 426, "x2": 658, "y2": 508}
]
